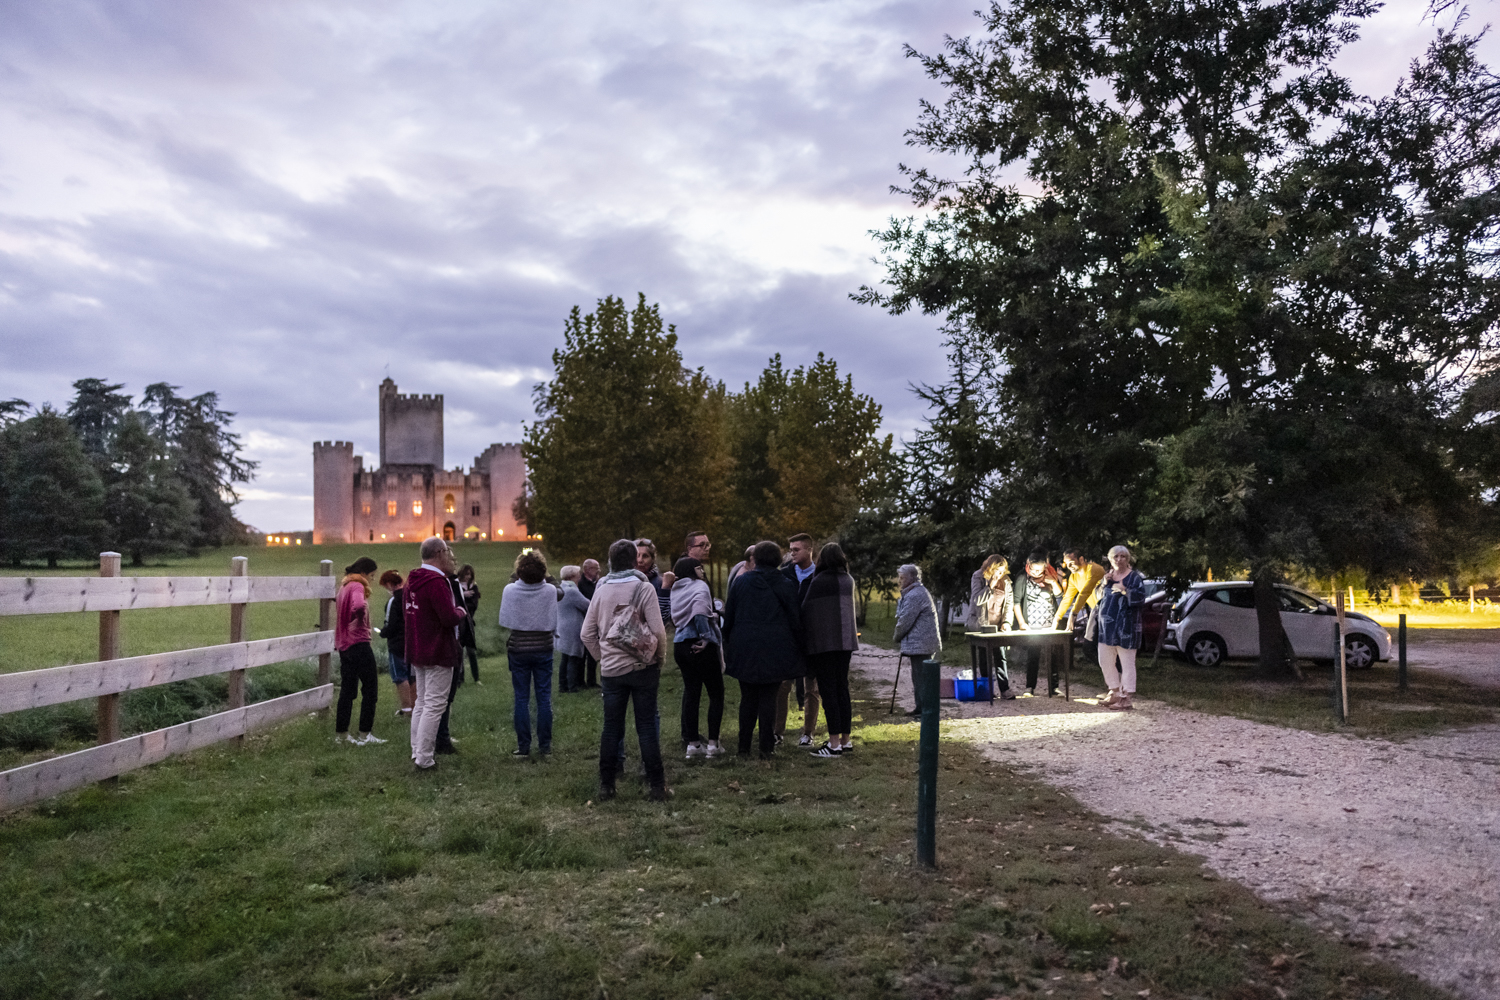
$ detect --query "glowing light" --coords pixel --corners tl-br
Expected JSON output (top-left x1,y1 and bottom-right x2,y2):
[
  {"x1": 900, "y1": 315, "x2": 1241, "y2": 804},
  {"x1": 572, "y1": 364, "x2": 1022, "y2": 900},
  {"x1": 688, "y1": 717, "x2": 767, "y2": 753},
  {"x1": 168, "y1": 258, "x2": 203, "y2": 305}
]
[{"x1": 413, "y1": 501, "x2": 423, "y2": 516}]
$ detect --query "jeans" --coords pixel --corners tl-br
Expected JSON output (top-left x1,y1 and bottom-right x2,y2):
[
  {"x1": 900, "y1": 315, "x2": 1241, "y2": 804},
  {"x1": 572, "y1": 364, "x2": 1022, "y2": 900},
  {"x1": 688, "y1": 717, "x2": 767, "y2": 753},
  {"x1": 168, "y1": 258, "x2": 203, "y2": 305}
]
[
  {"x1": 508, "y1": 649, "x2": 554, "y2": 753},
  {"x1": 675, "y1": 640, "x2": 723, "y2": 744},
  {"x1": 599, "y1": 667, "x2": 665, "y2": 788},
  {"x1": 737, "y1": 680, "x2": 780, "y2": 755},
  {"x1": 808, "y1": 649, "x2": 853, "y2": 735},
  {"x1": 559, "y1": 654, "x2": 585, "y2": 693},
  {"x1": 336, "y1": 642, "x2": 379, "y2": 734},
  {"x1": 411, "y1": 666, "x2": 453, "y2": 767}
]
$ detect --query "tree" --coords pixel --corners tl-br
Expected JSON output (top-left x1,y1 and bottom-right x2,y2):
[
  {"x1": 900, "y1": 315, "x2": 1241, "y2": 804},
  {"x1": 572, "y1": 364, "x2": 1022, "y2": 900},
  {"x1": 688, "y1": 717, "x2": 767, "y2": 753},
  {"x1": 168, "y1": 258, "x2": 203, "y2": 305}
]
[
  {"x1": 865, "y1": 1, "x2": 1500, "y2": 674},
  {"x1": 723, "y1": 353, "x2": 892, "y2": 550},
  {"x1": 103, "y1": 412, "x2": 198, "y2": 566},
  {"x1": 2, "y1": 407, "x2": 106, "y2": 567},
  {"x1": 66, "y1": 378, "x2": 132, "y2": 462},
  {"x1": 524, "y1": 294, "x2": 732, "y2": 562},
  {"x1": 139, "y1": 384, "x2": 258, "y2": 547}
]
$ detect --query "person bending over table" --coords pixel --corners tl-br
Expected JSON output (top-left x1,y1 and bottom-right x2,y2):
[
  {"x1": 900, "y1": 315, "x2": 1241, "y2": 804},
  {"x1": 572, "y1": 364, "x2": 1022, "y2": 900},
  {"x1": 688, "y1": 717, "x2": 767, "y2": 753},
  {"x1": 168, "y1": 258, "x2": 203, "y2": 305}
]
[
  {"x1": 1013, "y1": 549, "x2": 1063, "y2": 696},
  {"x1": 1094, "y1": 545, "x2": 1146, "y2": 711},
  {"x1": 967, "y1": 555, "x2": 1016, "y2": 699}
]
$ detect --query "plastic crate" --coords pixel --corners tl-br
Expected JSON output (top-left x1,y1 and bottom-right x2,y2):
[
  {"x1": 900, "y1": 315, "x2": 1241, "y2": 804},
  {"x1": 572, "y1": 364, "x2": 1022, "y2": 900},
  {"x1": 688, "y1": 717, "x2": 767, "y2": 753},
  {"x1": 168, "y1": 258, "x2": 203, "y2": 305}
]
[{"x1": 954, "y1": 677, "x2": 991, "y2": 701}]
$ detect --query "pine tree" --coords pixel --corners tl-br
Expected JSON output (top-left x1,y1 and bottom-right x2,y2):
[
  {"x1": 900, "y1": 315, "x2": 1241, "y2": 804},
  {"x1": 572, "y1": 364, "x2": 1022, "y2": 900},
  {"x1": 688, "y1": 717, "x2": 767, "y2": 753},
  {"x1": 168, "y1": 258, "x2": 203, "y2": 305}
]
[
  {"x1": 3, "y1": 407, "x2": 106, "y2": 567},
  {"x1": 103, "y1": 412, "x2": 199, "y2": 566}
]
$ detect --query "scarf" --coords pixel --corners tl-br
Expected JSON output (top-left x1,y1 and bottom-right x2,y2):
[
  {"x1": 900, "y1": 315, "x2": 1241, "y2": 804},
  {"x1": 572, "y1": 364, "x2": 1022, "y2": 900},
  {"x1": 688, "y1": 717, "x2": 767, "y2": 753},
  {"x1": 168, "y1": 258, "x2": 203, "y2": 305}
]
[{"x1": 339, "y1": 573, "x2": 371, "y2": 599}]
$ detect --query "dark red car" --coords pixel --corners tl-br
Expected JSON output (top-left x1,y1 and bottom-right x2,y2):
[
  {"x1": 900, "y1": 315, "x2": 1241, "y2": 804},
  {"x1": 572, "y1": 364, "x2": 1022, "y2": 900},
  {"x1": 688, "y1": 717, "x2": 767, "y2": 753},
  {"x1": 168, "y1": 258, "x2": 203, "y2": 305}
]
[{"x1": 1069, "y1": 589, "x2": 1172, "y2": 654}]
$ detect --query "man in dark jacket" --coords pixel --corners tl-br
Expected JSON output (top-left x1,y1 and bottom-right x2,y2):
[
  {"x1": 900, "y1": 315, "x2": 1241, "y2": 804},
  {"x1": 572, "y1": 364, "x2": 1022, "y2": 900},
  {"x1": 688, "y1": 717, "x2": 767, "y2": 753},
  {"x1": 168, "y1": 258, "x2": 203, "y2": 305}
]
[
  {"x1": 724, "y1": 539, "x2": 805, "y2": 758},
  {"x1": 779, "y1": 533, "x2": 818, "y2": 745},
  {"x1": 404, "y1": 536, "x2": 467, "y2": 770}
]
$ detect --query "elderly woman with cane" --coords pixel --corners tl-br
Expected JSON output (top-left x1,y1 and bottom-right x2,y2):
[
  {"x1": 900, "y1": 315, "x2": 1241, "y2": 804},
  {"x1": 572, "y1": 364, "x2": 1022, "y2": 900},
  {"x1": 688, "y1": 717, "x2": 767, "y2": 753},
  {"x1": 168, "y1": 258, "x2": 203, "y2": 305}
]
[
  {"x1": 1092, "y1": 544, "x2": 1146, "y2": 710},
  {"x1": 891, "y1": 563, "x2": 941, "y2": 716}
]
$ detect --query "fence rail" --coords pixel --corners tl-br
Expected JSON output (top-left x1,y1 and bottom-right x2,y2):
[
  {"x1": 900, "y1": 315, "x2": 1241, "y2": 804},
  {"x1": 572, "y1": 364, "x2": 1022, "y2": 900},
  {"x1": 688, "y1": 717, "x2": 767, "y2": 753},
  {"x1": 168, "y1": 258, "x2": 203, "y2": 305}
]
[
  {"x1": 0, "y1": 553, "x2": 336, "y2": 814},
  {"x1": 0, "y1": 685, "x2": 332, "y2": 812},
  {"x1": 0, "y1": 574, "x2": 333, "y2": 616}
]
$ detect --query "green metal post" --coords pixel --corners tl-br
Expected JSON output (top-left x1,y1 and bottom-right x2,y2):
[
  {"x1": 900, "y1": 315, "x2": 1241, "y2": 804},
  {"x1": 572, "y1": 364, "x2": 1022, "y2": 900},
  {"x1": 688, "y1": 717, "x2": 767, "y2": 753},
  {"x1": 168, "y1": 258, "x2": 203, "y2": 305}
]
[
  {"x1": 1398, "y1": 614, "x2": 1407, "y2": 692},
  {"x1": 1332, "y1": 621, "x2": 1342, "y2": 721},
  {"x1": 916, "y1": 657, "x2": 940, "y2": 869}
]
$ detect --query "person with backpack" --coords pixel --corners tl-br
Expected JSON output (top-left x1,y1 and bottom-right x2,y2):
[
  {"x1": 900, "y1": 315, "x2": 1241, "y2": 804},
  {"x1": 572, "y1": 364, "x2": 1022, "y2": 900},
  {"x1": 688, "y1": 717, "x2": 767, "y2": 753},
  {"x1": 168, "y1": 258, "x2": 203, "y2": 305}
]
[
  {"x1": 498, "y1": 551, "x2": 559, "y2": 756},
  {"x1": 723, "y1": 540, "x2": 805, "y2": 758},
  {"x1": 581, "y1": 538, "x2": 671, "y2": 801}
]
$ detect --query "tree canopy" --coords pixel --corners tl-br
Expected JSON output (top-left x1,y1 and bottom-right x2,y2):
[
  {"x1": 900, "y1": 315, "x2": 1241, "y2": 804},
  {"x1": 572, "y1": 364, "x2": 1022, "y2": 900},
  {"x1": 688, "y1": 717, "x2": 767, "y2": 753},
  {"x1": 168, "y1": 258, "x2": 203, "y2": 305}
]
[{"x1": 862, "y1": 1, "x2": 1500, "y2": 628}]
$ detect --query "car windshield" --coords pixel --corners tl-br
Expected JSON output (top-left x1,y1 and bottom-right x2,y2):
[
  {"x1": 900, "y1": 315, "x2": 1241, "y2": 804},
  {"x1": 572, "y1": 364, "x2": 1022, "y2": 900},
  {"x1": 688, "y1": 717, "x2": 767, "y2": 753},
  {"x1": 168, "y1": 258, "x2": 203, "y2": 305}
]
[{"x1": 1276, "y1": 588, "x2": 1323, "y2": 612}]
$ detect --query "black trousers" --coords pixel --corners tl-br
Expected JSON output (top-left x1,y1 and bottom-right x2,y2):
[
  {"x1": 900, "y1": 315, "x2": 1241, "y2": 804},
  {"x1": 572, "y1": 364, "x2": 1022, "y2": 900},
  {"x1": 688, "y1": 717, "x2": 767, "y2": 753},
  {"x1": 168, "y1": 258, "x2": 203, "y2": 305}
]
[
  {"x1": 809, "y1": 649, "x2": 853, "y2": 735},
  {"x1": 904, "y1": 652, "x2": 936, "y2": 711},
  {"x1": 1020, "y1": 645, "x2": 1058, "y2": 694},
  {"x1": 675, "y1": 641, "x2": 724, "y2": 744},
  {"x1": 336, "y1": 642, "x2": 379, "y2": 734},
  {"x1": 737, "y1": 680, "x2": 780, "y2": 756},
  {"x1": 436, "y1": 662, "x2": 463, "y2": 748},
  {"x1": 583, "y1": 651, "x2": 599, "y2": 687},
  {"x1": 465, "y1": 644, "x2": 479, "y2": 682},
  {"x1": 559, "y1": 654, "x2": 585, "y2": 692}
]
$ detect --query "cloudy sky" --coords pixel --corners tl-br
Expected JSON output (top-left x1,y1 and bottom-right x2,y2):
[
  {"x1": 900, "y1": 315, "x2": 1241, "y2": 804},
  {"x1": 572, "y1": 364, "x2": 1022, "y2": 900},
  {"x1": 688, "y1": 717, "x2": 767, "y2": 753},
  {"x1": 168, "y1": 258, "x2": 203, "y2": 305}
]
[{"x1": 0, "y1": 0, "x2": 1485, "y2": 530}]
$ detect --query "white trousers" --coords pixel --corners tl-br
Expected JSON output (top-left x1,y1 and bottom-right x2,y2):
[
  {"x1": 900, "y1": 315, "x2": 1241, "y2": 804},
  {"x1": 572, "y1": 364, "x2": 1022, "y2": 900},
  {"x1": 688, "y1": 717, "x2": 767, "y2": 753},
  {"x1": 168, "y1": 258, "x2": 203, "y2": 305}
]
[
  {"x1": 411, "y1": 666, "x2": 453, "y2": 768},
  {"x1": 1098, "y1": 644, "x2": 1137, "y2": 695}
]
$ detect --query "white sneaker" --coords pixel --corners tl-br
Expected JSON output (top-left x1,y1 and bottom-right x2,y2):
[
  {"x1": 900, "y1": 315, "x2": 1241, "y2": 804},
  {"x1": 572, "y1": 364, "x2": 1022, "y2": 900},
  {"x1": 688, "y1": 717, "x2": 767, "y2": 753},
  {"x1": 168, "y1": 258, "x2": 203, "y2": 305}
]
[
  {"x1": 797, "y1": 734, "x2": 812, "y2": 747},
  {"x1": 704, "y1": 740, "x2": 724, "y2": 757},
  {"x1": 685, "y1": 742, "x2": 705, "y2": 758},
  {"x1": 339, "y1": 733, "x2": 361, "y2": 745},
  {"x1": 359, "y1": 733, "x2": 387, "y2": 745}
]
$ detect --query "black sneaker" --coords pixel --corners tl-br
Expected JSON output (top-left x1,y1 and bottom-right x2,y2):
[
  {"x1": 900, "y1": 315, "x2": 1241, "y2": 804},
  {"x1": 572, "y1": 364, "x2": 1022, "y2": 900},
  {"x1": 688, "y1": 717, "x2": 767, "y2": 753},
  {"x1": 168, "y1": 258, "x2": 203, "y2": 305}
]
[
  {"x1": 435, "y1": 743, "x2": 458, "y2": 756},
  {"x1": 809, "y1": 743, "x2": 842, "y2": 759},
  {"x1": 648, "y1": 785, "x2": 674, "y2": 802},
  {"x1": 511, "y1": 748, "x2": 530, "y2": 757},
  {"x1": 597, "y1": 784, "x2": 617, "y2": 801}
]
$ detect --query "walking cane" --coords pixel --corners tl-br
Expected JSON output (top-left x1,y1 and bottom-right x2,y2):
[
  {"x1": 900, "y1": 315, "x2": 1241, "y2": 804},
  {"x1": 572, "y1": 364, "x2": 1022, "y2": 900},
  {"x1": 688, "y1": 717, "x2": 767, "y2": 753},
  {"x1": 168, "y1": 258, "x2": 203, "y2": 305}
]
[{"x1": 889, "y1": 655, "x2": 903, "y2": 714}]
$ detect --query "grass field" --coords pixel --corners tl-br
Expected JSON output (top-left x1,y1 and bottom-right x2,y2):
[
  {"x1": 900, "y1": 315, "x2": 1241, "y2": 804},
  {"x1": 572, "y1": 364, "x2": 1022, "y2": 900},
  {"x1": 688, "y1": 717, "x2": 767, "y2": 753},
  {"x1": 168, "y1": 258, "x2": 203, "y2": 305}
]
[
  {"x1": 0, "y1": 649, "x2": 1447, "y2": 999},
  {"x1": 0, "y1": 542, "x2": 524, "y2": 768},
  {"x1": 857, "y1": 601, "x2": 1497, "y2": 740}
]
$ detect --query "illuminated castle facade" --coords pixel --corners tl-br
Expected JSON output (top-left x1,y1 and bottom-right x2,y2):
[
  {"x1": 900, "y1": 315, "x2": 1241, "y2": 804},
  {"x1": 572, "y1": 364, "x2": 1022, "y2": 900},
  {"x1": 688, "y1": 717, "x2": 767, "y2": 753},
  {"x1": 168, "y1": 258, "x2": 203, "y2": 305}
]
[{"x1": 312, "y1": 379, "x2": 529, "y2": 545}]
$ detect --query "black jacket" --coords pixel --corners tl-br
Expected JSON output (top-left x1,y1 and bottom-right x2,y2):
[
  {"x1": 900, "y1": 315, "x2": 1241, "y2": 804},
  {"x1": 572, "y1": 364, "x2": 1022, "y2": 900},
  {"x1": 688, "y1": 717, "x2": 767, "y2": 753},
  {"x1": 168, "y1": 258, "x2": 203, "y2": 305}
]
[
  {"x1": 382, "y1": 588, "x2": 405, "y2": 651},
  {"x1": 781, "y1": 562, "x2": 815, "y2": 604},
  {"x1": 724, "y1": 566, "x2": 805, "y2": 683}
]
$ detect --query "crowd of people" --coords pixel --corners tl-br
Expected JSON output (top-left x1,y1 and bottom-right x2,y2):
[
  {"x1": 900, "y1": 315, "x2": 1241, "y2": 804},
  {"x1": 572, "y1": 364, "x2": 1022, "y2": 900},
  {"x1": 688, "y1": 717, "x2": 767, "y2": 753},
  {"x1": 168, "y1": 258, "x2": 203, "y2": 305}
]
[
  {"x1": 328, "y1": 530, "x2": 864, "y2": 800},
  {"x1": 326, "y1": 533, "x2": 1145, "y2": 799},
  {"x1": 964, "y1": 545, "x2": 1146, "y2": 710}
]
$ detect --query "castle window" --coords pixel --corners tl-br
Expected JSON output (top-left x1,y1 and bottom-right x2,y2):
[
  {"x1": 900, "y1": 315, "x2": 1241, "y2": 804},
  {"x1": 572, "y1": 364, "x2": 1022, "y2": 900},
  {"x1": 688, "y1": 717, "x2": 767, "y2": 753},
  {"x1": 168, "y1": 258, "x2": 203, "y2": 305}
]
[
  {"x1": 387, "y1": 501, "x2": 397, "y2": 517},
  {"x1": 362, "y1": 503, "x2": 371, "y2": 516},
  {"x1": 471, "y1": 503, "x2": 481, "y2": 517},
  {"x1": 444, "y1": 493, "x2": 456, "y2": 514},
  {"x1": 413, "y1": 501, "x2": 423, "y2": 517}
]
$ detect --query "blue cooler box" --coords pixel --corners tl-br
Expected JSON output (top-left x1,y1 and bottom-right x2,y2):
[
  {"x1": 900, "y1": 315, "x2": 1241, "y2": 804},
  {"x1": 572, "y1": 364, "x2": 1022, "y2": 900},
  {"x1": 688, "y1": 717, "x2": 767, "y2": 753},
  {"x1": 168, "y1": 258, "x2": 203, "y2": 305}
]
[{"x1": 954, "y1": 677, "x2": 991, "y2": 701}]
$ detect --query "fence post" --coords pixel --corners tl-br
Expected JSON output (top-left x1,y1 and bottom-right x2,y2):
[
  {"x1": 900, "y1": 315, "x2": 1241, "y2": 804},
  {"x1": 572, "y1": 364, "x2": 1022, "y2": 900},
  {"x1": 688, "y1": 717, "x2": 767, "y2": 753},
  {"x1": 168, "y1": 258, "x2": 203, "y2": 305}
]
[
  {"x1": 1335, "y1": 591, "x2": 1348, "y2": 723},
  {"x1": 1398, "y1": 614, "x2": 1408, "y2": 692},
  {"x1": 97, "y1": 553, "x2": 122, "y2": 779},
  {"x1": 1470, "y1": 585, "x2": 1475, "y2": 613},
  {"x1": 228, "y1": 556, "x2": 248, "y2": 745},
  {"x1": 317, "y1": 560, "x2": 334, "y2": 692},
  {"x1": 916, "y1": 657, "x2": 940, "y2": 869}
]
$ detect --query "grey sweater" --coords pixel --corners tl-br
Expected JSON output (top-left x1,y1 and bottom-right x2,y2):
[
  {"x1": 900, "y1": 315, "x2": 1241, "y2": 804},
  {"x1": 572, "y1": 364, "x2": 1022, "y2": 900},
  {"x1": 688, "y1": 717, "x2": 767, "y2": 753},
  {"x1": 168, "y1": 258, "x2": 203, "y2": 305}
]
[
  {"x1": 554, "y1": 582, "x2": 590, "y2": 657},
  {"x1": 894, "y1": 582, "x2": 942, "y2": 655},
  {"x1": 499, "y1": 581, "x2": 559, "y2": 632}
]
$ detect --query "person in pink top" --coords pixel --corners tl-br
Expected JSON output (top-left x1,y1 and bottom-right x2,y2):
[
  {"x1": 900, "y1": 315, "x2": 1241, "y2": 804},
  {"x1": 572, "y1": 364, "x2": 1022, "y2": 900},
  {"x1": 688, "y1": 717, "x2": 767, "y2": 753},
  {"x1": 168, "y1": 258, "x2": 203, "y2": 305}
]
[{"x1": 334, "y1": 556, "x2": 387, "y2": 746}]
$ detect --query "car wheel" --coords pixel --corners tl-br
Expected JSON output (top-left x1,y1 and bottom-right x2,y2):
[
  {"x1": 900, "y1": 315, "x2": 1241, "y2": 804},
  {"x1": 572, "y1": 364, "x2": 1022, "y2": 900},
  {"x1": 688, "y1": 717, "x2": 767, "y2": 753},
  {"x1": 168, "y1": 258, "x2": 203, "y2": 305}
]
[
  {"x1": 1186, "y1": 632, "x2": 1226, "y2": 667},
  {"x1": 1344, "y1": 633, "x2": 1378, "y2": 670}
]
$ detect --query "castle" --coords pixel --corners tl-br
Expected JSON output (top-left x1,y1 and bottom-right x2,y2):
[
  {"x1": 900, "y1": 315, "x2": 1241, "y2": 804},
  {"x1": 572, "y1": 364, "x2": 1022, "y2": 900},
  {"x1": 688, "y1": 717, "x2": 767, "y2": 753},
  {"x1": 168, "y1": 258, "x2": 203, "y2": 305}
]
[{"x1": 312, "y1": 379, "x2": 529, "y2": 545}]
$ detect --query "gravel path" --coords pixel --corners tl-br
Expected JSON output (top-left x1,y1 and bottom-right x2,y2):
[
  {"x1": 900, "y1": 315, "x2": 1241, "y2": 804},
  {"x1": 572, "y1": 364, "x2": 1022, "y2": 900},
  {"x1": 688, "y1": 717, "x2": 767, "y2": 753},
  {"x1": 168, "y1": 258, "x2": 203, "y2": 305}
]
[{"x1": 854, "y1": 645, "x2": 1500, "y2": 999}]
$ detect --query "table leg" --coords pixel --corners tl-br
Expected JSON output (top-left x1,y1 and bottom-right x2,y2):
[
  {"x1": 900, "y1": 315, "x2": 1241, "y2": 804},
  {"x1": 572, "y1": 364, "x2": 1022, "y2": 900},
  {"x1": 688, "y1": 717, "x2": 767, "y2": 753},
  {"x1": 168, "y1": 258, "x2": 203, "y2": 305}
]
[{"x1": 1065, "y1": 635, "x2": 1072, "y2": 701}]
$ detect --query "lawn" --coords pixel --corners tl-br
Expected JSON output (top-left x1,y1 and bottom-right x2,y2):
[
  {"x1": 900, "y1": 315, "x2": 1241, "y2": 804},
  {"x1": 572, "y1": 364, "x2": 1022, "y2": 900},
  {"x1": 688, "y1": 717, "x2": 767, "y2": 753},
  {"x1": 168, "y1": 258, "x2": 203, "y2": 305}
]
[
  {"x1": 0, "y1": 652, "x2": 1446, "y2": 1000},
  {"x1": 0, "y1": 552, "x2": 1463, "y2": 998}
]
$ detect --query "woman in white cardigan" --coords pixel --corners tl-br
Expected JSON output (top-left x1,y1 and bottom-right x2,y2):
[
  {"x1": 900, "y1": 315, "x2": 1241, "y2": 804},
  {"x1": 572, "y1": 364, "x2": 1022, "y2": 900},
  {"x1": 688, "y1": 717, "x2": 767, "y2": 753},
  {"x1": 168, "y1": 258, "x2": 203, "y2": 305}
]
[{"x1": 669, "y1": 556, "x2": 724, "y2": 758}]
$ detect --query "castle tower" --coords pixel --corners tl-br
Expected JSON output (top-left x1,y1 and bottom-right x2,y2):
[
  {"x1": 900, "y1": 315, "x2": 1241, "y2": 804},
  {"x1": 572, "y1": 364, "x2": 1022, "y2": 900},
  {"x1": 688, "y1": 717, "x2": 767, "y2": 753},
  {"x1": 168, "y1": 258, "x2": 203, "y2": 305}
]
[
  {"x1": 379, "y1": 378, "x2": 444, "y2": 467},
  {"x1": 312, "y1": 441, "x2": 358, "y2": 544},
  {"x1": 478, "y1": 443, "x2": 528, "y2": 540}
]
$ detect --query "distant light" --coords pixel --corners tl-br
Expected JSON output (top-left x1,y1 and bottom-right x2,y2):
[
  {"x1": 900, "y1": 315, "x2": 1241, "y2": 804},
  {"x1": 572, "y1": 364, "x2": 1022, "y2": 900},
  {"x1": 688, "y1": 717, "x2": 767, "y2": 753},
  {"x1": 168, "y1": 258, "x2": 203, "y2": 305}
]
[
  {"x1": 496, "y1": 529, "x2": 504, "y2": 536},
  {"x1": 295, "y1": 539, "x2": 302, "y2": 545},
  {"x1": 381, "y1": 534, "x2": 386, "y2": 539}
]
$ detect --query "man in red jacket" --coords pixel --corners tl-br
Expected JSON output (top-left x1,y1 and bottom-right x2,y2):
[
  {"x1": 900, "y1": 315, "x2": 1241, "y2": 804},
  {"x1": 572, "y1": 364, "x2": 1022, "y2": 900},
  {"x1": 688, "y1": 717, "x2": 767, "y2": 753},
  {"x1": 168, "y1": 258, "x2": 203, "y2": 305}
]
[{"x1": 404, "y1": 536, "x2": 467, "y2": 769}]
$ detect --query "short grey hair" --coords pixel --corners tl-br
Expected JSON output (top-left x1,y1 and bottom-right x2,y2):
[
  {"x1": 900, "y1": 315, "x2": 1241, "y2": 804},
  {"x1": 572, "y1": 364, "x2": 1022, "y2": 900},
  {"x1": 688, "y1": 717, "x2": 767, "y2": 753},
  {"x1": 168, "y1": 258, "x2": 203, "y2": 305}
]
[
  {"x1": 898, "y1": 563, "x2": 921, "y2": 583},
  {"x1": 1108, "y1": 545, "x2": 1133, "y2": 565},
  {"x1": 560, "y1": 564, "x2": 581, "y2": 582},
  {"x1": 419, "y1": 536, "x2": 448, "y2": 560}
]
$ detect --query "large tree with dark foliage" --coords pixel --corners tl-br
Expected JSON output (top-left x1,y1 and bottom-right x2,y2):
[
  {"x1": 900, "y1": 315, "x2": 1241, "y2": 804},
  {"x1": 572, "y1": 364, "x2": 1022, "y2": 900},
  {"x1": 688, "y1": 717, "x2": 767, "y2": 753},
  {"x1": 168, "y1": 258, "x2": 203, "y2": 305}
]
[
  {"x1": 864, "y1": 0, "x2": 1500, "y2": 673},
  {"x1": 138, "y1": 383, "x2": 258, "y2": 548},
  {"x1": 2, "y1": 407, "x2": 107, "y2": 567}
]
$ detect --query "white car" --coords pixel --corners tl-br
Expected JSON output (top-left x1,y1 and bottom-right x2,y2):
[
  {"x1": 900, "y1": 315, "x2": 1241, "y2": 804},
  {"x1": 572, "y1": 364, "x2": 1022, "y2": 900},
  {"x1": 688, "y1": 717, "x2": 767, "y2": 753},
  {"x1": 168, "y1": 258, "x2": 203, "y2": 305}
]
[{"x1": 1163, "y1": 582, "x2": 1391, "y2": 669}]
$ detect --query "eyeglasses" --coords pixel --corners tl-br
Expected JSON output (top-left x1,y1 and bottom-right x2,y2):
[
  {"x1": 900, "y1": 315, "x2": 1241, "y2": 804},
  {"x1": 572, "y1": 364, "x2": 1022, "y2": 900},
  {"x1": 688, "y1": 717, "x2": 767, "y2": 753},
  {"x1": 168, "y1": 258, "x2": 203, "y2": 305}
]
[
  {"x1": 690, "y1": 540, "x2": 711, "y2": 550},
  {"x1": 635, "y1": 538, "x2": 653, "y2": 547}
]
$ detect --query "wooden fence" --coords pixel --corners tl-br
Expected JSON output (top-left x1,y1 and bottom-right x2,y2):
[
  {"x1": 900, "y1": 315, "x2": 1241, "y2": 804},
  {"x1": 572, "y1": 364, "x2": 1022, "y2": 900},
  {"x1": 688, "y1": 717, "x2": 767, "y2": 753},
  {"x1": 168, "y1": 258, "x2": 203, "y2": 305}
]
[{"x1": 0, "y1": 553, "x2": 337, "y2": 813}]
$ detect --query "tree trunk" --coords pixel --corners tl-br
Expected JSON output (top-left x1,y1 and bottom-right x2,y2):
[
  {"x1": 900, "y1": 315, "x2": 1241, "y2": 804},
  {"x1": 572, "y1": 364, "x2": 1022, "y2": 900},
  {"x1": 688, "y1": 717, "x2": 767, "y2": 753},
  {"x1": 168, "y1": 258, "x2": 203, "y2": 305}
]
[{"x1": 1252, "y1": 573, "x2": 1294, "y2": 678}]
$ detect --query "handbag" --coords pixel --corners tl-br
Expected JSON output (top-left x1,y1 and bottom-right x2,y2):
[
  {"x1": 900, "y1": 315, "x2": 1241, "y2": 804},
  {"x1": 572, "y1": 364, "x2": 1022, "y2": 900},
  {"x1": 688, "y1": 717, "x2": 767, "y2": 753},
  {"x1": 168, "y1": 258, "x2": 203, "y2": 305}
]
[
  {"x1": 604, "y1": 582, "x2": 659, "y2": 666},
  {"x1": 1084, "y1": 583, "x2": 1104, "y2": 642}
]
